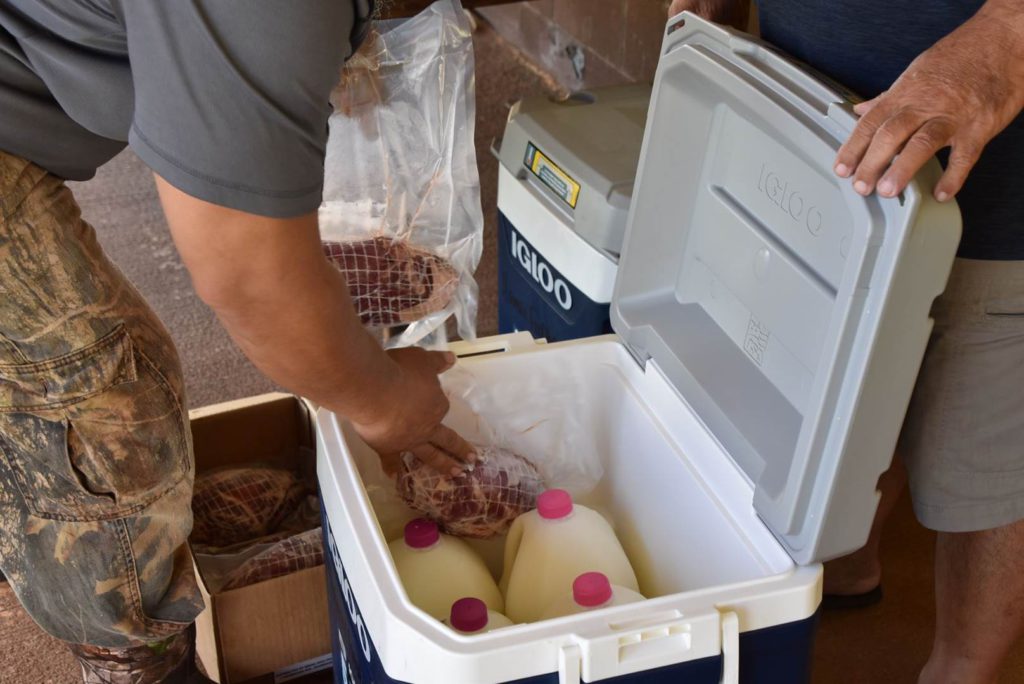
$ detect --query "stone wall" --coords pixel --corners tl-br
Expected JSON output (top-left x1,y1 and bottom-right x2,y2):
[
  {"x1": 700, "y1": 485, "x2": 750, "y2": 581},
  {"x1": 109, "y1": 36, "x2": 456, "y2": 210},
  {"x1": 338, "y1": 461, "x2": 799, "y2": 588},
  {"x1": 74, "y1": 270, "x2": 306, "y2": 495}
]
[{"x1": 477, "y1": 1, "x2": 757, "y2": 90}]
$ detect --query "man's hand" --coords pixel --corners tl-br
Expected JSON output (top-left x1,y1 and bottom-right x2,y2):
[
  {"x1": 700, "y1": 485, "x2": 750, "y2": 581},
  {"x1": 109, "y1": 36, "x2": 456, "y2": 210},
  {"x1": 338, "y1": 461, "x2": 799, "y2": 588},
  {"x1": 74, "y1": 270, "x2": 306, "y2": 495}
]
[
  {"x1": 668, "y1": 0, "x2": 749, "y2": 29},
  {"x1": 155, "y1": 177, "x2": 475, "y2": 474},
  {"x1": 351, "y1": 347, "x2": 477, "y2": 477},
  {"x1": 835, "y1": 1, "x2": 1024, "y2": 201}
]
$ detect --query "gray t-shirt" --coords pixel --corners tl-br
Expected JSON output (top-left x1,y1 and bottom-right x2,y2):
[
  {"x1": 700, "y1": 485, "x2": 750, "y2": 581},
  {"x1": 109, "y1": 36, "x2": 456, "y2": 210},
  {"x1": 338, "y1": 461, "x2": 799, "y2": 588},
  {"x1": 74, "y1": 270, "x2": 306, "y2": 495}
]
[{"x1": 0, "y1": 1, "x2": 364, "y2": 218}]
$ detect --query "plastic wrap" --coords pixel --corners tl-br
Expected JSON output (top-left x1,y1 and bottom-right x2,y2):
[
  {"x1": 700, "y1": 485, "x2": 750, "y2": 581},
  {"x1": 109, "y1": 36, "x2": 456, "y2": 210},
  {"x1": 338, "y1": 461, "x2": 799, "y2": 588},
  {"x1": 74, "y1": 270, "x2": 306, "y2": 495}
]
[
  {"x1": 321, "y1": 0, "x2": 482, "y2": 347},
  {"x1": 440, "y1": 365, "x2": 605, "y2": 499},
  {"x1": 221, "y1": 527, "x2": 325, "y2": 591}
]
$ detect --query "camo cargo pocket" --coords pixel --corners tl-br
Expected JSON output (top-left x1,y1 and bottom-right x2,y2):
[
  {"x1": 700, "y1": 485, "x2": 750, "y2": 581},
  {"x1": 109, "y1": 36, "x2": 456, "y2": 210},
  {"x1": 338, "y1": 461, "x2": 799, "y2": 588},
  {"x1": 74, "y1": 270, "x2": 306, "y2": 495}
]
[{"x1": 0, "y1": 325, "x2": 190, "y2": 522}]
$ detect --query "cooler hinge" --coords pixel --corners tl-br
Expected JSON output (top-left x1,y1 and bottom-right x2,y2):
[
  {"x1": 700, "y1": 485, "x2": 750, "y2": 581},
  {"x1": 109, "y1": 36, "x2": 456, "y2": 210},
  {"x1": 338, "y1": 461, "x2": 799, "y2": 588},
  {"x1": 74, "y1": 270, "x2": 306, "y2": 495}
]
[{"x1": 624, "y1": 343, "x2": 650, "y2": 372}]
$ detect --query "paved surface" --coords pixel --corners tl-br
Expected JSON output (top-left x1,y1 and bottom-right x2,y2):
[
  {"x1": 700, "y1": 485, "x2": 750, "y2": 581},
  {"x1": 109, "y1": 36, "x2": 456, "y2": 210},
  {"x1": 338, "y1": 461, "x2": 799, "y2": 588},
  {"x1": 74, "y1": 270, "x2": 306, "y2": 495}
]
[{"x1": 2, "y1": 15, "x2": 1022, "y2": 684}]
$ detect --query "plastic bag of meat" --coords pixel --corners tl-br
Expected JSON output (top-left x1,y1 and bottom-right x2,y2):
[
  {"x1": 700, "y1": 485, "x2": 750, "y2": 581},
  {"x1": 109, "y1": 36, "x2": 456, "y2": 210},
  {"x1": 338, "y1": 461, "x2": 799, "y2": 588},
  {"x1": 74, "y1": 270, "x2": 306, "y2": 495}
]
[
  {"x1": 323, "y1": 237, "x2": 460, "y2": 327},
  {"x1": 396, "y1": 446, "x2": 546, "y2": 539},
  {"x1": 221, "y1": 527, "x2": 325, "y2": 591},
  {"x1": 191, "y1": 467, "x2": 311, "y2": 550},
  {"x1": 320, "y1": 0, "x2": 482, "y2": 347}
]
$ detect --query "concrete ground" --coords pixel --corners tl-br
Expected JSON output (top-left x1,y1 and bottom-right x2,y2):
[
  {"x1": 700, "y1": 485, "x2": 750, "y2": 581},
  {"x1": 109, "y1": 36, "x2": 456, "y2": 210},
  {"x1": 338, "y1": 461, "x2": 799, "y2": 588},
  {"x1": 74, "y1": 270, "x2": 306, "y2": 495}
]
[{"x1": 1, "y1": 17, "x2": 1022, "y2": 684}]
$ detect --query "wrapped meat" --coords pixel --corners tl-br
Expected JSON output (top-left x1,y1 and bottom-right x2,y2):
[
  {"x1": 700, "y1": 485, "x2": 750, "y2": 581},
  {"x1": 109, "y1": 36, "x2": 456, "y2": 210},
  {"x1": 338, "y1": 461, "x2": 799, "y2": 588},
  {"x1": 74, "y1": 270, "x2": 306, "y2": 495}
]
[
  {"x1": 397, "y1": 446, "x2": 545, "y2": 539},
  {"x1": 191, "y1": 467, "x2": 310, "y2": 549},
  {"x1": 221, "y1": 527, "x2": 325, "y2": 591},
  {"x1": 323, "y1": 238, "x2": 459, "y2": 327}
]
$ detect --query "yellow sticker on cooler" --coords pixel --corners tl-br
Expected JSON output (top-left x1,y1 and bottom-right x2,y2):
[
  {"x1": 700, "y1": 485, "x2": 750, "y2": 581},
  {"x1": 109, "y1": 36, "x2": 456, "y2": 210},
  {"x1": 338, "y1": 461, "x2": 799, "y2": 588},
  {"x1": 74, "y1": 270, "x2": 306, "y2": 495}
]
[{"x1": 524, "y1": 142, "x2": 580, "y2": 209}]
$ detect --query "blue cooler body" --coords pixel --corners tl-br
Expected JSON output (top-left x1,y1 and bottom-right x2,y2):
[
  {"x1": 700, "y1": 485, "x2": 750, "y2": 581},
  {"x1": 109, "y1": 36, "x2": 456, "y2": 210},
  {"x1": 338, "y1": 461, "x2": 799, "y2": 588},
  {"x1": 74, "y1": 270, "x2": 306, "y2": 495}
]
[
  {"x1": 497, "y1": 212, "x2": 612, "y2": 342},
  {"x1": 317, "y1": 12, "x2": 961, "y2": 684},
  {"x1": 496, "y1": 86, "x2": 650, "y2": 342}
]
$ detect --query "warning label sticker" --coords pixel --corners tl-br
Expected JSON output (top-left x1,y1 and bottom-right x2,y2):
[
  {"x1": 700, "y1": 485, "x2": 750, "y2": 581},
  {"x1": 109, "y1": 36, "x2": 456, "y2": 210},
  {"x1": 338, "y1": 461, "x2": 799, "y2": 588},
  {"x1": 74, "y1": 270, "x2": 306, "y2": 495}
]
[{"x1": 524, "y1": 142, "x2": 581, "y2": 209}]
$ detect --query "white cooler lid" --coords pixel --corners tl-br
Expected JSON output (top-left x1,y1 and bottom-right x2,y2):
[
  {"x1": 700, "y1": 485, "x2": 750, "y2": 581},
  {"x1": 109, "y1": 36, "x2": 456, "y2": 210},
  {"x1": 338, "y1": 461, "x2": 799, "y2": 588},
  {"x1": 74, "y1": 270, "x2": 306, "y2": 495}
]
[{"x1": 612, "y1": 13, "x2": 960, "y2": 564}]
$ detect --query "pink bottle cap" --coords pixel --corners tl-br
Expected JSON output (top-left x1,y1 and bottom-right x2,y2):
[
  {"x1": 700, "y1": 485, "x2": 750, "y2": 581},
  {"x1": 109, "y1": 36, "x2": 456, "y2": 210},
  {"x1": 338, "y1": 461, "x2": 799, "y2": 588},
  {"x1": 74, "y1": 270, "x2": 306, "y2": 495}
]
[
  {"x1": 449, "y1": 597, "x2": 489, "y2": 633},
  {"x1": 537, "y1": 489, "x2": 574, "y2": 520},
  {"x1": 573, "y1": 572, "x2": 613, "y2": 608},
  {"x1": 404, "y1": 518, "x2": 440, "y2": 549}
]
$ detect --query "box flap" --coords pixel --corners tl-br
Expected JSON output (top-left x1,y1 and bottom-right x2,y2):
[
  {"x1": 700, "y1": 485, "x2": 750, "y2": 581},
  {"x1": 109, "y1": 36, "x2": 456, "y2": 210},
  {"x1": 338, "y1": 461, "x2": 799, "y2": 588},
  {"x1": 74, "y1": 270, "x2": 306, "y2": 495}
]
[
  {"x1": 215, "y1": 567, "x2": 331, "y2": 683},
  {"x1": 611, "y1": 13, "x2": 960, "y2": 563}
]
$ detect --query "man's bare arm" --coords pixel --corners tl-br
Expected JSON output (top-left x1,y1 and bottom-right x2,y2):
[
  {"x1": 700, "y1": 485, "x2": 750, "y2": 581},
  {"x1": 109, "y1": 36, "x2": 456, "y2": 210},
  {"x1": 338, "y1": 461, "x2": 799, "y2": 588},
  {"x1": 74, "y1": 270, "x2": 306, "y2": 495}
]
[{"x1": 155, "y1": 176, "x2": 474, "y2": 475}]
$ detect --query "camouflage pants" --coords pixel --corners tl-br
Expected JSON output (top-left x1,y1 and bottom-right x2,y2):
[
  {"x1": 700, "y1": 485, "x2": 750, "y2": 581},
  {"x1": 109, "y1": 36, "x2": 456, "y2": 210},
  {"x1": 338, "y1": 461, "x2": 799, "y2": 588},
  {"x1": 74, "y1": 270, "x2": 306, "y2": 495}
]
[{"x1": 0, "y1": 151, "x2": 205, "y2": 660}]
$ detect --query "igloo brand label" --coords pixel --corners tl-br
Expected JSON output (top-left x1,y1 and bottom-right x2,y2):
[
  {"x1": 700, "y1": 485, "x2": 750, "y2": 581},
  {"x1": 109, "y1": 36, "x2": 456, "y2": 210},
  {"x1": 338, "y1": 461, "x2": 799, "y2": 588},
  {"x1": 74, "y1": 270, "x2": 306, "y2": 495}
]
[
  {"x1": 327, "y1": 523, "x2": 372, "y2": 665},
  {"x1": 325, "y1": 520, "x2": 401, "y2": 684},
  {"x1": 757, "y1": 162, "x2": 825, "y2": 237},
  {"x1": 510, "y1": 228, "x2": 573, "y2": 311}
]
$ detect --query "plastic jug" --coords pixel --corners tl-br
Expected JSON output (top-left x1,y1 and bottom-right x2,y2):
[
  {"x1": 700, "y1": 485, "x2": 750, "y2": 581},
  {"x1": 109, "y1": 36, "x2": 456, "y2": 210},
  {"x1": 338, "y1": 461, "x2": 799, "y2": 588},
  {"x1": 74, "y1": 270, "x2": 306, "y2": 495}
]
[
  {"x1": 500, "y1": 489, "x2": 639, "y2": 623},
  {"x1": 445, "y1": 597, "x2": 515, "y2": 634},
  {"x1": 389, "y1": 518, "x2": 504, "y2": 620},
  {"x1": 540, "y1": 572, "x2": 645, "y2": 619}
]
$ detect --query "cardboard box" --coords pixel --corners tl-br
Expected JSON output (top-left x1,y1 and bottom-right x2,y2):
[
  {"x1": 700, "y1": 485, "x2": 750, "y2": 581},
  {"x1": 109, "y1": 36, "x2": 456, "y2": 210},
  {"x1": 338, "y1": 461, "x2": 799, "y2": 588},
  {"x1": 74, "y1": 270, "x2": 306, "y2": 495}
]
[{"x1": 189, "y1": 393, "x2": 332, "y2": 684}]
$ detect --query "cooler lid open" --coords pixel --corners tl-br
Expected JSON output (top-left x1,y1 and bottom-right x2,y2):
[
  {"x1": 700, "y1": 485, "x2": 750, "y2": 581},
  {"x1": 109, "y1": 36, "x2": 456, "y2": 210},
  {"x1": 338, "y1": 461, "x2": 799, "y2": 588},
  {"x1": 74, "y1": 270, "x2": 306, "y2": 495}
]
[{"x1": 611, "y1": 13, "x2": 960, "y2": 564}]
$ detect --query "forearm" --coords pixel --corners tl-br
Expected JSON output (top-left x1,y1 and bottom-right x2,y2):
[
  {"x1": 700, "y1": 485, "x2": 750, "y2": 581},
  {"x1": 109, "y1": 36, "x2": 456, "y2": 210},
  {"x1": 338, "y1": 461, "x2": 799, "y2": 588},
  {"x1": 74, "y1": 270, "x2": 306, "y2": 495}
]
[
  {"x1": 978, "y1": 0, "x2": 1024, "y2": 64},
  {"x1": 212, "y1": 246, "x2": 396, "y2": 424},
  {"x1": 156, "y1": 177, "x2": 396, "y2": 423}
]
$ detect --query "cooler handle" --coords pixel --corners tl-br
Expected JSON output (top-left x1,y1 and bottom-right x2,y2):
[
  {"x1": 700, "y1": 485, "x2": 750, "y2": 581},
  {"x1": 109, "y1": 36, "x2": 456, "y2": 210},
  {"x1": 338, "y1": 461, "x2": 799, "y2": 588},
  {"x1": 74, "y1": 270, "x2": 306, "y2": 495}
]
[
  {"x1": 569, "y1": 610, "x2": 725, "y2": 681},
  {"x1": 721, "y1": 611, "x2": 739, "y2": 684},
  {"x1": 558, "y1": 643, "x2": 582, "y2": 684}
]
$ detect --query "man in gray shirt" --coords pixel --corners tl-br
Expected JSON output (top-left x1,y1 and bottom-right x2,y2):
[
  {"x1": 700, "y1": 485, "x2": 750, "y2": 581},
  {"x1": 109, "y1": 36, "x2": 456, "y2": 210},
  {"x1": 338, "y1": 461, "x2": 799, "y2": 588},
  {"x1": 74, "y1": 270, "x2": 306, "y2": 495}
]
[{"x1": 0, "y1": 2, "x2": 477, "y2": 682}]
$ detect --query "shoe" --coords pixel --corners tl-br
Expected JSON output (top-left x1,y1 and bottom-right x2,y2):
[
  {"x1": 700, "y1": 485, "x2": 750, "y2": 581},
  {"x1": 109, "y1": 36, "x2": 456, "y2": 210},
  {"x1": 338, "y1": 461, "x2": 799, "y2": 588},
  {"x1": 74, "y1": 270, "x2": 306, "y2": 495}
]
[
  {"x1": 72, "y1": 624, "x2": 213, "y2": 683},
  {"x1": 821, "y1": 584, "x2": 883, "y2": 610}
]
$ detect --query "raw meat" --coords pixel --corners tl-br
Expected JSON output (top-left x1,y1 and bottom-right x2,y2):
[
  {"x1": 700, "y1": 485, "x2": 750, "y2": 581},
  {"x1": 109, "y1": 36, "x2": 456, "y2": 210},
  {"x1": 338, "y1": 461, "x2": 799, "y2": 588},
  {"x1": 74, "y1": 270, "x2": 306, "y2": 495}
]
[
  {"x1": 396, "y1": 446, "x2": 545, "y2": 539},
  {"x1": 191, "y1": 467, "x2": 310, "y2": 549},
  {"x1": 323, "y1": 237, "x2": 459, "y2": 327},
  {"x1": 221, "y1": 527, "x2": 325, "y2": 591}
]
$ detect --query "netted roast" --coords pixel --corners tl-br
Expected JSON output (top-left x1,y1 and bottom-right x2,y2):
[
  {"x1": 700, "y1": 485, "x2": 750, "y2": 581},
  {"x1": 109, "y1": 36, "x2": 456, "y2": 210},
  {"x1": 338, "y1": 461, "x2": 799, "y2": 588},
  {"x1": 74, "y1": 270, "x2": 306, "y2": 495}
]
[
  {"x1": 396, "y1": 446, "x2": 545, "y2": 539},
  {"x1": 323, "y1": 237, "x2": 459, "y2": 327},
  {"x1": 221, "y1": 527, "x2": 325, "y2": 591},
  {"x1": 191, "y1": 467, "x2": 310, "y2": 550}
]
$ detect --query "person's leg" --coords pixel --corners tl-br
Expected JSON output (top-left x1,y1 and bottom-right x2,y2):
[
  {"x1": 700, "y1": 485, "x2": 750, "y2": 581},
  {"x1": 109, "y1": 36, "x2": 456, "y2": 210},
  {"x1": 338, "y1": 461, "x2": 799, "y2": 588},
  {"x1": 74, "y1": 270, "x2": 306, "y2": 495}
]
[
  {"x1": 0, "y1": 152, "x2": 206, "y2": 681},
  {"x1": 901, "y1": 259, "x2": 1024, "y2": 683},
  {"x1": 917, "y1": 521, "x2": 1024, "y2": 684},
  {"x1": 823, "y1": 456, "x2": 907, "y2": 597}
]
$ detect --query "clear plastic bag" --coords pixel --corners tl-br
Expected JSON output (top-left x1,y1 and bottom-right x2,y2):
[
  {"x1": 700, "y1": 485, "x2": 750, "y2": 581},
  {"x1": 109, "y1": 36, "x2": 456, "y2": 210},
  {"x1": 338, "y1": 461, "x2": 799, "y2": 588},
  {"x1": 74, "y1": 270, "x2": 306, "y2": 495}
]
[
  {"x1": 440, "y1": 365, "x2": 605, "y2": 499},
  {"x1": 320, "y1": 0, "x2": 482, "y2": 348}
]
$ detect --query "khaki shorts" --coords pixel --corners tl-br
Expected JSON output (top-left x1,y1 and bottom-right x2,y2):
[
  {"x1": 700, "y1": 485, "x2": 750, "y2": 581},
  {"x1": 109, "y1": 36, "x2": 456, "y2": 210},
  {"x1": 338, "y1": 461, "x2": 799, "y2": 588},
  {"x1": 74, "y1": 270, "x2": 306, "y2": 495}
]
[{"x1": 901, "y1": 258, "x2": 1024, "y2": 533}]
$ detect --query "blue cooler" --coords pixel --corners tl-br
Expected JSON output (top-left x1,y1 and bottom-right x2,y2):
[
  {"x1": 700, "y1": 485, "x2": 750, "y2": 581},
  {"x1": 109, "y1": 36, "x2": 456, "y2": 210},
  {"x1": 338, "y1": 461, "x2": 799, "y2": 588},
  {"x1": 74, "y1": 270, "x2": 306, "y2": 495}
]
[
  {"x1": 496, "y1": 85, "x2": 651, "y2": 342},
  {"x1": 317, "y1": 12, "x2": 961, "y2": 684}
]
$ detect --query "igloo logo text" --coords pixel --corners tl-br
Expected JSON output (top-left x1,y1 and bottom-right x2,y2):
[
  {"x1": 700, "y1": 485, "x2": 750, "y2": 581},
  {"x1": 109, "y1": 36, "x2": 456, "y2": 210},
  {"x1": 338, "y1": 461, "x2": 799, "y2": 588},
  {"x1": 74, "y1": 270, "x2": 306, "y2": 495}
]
[
  {"x1": 327, "y1": 525, "x2": 373, "y2": 665},
  {"x1": 510, "y1": 229, "x2": 573, "y2": 311},
  {"x1": 757, "y1": 163, "x2": 824, "y2": 236}
]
